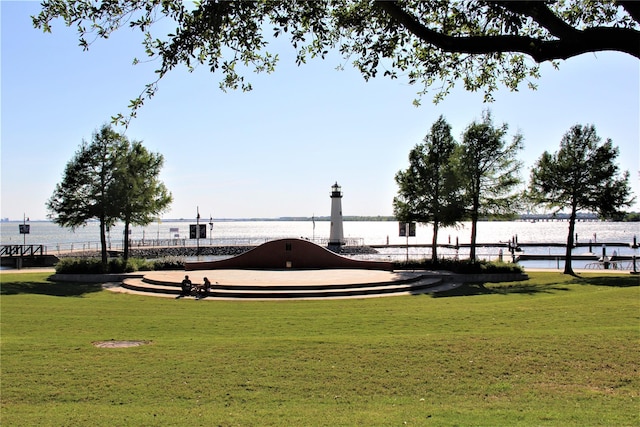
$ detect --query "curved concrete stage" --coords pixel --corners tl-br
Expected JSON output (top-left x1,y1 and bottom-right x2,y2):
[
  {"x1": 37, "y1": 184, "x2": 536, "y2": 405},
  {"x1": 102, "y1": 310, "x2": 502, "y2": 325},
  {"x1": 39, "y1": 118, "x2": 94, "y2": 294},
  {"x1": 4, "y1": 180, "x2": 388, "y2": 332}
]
[
  {"x1": 120, "y1": 269, "x2": 454, "y2": 300},
  {"x1": 185, "y1": 238, "x2": 394, "y2": 271}
]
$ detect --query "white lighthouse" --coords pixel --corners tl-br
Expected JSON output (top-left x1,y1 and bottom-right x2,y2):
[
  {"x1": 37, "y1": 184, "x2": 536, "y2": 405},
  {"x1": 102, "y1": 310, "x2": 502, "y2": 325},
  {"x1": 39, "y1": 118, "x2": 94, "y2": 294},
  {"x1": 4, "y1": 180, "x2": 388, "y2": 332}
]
[{"x1": 328, "y1": 182, "x2": 344, "y2": 250}]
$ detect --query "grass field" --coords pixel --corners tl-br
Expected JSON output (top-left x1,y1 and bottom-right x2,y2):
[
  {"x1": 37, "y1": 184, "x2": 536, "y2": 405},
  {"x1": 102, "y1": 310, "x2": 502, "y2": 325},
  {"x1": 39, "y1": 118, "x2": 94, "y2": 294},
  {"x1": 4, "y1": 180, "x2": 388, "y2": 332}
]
[{"x1": 1, "y1": 271, "x2": 638, "y2": 426}]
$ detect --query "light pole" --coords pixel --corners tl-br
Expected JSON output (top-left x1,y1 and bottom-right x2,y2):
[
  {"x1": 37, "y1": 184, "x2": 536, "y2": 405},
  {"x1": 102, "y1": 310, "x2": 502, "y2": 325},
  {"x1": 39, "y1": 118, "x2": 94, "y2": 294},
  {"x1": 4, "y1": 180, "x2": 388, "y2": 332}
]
[
  {"x1": 209, "y1": 215, "x2": 213, "y2": 245},
  {"x1": 18, "y1": 213, "x2": 30, "y2": 269},
  {"x1": 196, "y1": 206, "x2": 201, "y2": 256},
  {"x1": 22, "y1": 213, "x2": 28, "y2": 246}
]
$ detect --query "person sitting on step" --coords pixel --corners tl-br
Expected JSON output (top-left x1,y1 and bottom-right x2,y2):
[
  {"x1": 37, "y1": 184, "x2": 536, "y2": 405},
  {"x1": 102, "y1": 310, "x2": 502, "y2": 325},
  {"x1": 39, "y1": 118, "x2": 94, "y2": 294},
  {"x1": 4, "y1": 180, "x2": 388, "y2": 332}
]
[
  {"x1": 196, "y1": 277, "x2": 212, "y2": 300},
  {"x1": 176, "y1": 275, "x2": 193, "y2": 299}
]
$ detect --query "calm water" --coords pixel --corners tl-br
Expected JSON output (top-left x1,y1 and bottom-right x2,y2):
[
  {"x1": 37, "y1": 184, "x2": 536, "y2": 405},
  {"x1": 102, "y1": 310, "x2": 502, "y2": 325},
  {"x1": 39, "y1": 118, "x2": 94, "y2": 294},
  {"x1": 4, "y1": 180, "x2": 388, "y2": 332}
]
[{"x1": 2, "y1": 219, "x2": 638, "y2": 268}]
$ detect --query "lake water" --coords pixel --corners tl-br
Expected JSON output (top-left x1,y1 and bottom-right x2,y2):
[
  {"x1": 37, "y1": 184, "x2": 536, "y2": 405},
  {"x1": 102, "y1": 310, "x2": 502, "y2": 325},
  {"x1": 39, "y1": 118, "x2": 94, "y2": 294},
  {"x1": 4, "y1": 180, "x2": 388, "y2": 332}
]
[{"x1": 2, "y1": 219, "x2": 638, "y2": 269}]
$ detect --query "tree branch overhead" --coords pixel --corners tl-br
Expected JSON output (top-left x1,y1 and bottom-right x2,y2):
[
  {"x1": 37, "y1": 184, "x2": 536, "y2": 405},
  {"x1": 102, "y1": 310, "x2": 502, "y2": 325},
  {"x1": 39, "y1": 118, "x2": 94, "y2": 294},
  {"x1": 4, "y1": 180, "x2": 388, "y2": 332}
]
[{"x1": 376, "y1": 0, "x2": 640, "y2": 62}]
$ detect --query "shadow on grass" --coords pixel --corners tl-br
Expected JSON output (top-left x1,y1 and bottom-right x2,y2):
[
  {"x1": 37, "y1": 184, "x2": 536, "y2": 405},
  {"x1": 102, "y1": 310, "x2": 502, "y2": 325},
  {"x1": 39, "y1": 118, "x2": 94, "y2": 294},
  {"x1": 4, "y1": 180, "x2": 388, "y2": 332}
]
[
  {"x1": 569, "y1": 274, "x2": 640, "y2": 288},
  {"x1": 431, "y1": 273, "x2": 638, "y2": 298},
  {"x1": 0, "y1": 278, "x2": 103, "y2": 297},
  {"x1": 430, "y1": 282, "x2": 570, "y2": 298}
]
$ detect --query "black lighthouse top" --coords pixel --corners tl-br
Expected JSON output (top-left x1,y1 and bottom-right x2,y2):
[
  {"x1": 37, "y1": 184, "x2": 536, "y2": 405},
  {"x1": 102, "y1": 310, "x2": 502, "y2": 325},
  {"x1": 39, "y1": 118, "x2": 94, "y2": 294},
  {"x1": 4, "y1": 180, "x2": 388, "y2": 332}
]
[{"x1": 331, "y1": 182, "x2": 342, "y2": 198}]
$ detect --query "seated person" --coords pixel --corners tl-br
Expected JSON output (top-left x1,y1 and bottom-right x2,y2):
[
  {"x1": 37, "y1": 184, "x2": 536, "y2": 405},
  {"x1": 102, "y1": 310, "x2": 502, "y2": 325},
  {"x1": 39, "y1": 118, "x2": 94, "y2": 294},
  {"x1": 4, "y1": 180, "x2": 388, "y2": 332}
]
[
  {"x1": 176, "y1": 275, "x2": 193, "y2": 298},
  {"x1": 196, "y1": 277, "x2": 212, "y2": 299}
]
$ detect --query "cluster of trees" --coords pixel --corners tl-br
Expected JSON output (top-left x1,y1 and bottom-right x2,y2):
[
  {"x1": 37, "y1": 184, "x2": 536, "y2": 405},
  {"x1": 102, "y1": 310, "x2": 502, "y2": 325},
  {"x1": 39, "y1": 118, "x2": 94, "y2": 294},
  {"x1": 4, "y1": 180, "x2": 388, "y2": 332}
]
[
  {"x1": 393, "y1": 111, "x2": 522, "y2": 262},
  {"x1": 47, "y1": 125, "x2": 172, "y2": 268},
  {"x1": 394, "y1": 115, "x2": 633, "y2": 275}
]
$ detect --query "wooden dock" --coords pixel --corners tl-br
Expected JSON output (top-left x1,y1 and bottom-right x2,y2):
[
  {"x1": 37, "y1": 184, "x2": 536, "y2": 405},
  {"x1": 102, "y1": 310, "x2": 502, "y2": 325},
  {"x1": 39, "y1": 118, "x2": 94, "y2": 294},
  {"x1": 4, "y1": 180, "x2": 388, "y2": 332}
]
[
  {"x1": 370, "y1": 242, "x2": 635, "y2": 250},
  {"x1": 0, "y1": 245, "x2": 59, "y2": 268}
]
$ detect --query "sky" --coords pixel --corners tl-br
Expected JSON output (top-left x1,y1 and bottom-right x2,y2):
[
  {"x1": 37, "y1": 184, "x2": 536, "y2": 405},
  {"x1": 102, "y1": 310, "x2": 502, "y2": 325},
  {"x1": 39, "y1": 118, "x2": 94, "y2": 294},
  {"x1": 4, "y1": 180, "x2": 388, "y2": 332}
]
[{"x1": 1, "y1": 1, "x2": 639, "y2": 221}]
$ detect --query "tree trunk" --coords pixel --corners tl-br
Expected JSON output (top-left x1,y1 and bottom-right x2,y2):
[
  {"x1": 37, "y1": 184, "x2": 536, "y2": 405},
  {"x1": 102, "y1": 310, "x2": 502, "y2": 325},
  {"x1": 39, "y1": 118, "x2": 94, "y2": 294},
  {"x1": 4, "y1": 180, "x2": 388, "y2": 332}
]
[
  {"x1": 432, "y1": 221, "x2": 439, "y2": 263},
  {"x1": 99, "y1": 217, "x2": 108, "y2": 271},
  {"x1": 123, "y1": 218, "x2": 130, "y2": 262},
  {"x1": 563, "y1": 208, "x2": 577, "y2": 275},
  {"x1": 469, "y1": 215, "x2": 478, "y2": 261},
  {"x1": 469, "y1": 191, "x2": 480, "y2": 261}
]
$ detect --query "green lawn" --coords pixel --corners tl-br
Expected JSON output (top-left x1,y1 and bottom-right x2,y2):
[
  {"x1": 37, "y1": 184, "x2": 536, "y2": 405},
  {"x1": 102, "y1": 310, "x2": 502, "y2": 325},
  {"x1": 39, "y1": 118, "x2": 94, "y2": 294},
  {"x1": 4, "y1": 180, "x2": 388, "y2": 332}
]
[{"x1": 1, "y1": 271, "x2": 638, "y2": 426}]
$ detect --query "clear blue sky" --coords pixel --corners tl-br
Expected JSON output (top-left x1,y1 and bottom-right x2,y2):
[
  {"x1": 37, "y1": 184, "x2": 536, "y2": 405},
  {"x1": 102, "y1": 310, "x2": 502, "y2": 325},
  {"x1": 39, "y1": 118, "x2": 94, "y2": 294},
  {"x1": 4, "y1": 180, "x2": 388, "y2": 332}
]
[{"x1": 2, "y1": 1, "x2": 638, "y2": 220}]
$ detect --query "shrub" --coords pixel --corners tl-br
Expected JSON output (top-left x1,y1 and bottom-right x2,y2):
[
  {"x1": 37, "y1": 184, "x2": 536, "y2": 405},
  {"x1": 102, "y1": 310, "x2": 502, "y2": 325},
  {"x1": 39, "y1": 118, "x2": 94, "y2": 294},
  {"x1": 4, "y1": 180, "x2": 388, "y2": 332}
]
[
  {"x1": 55, "y1": 257, "x2": 184, "y2": 274},
  {"x1": 55, "y1": 257, "x2": 106, "y2": 274},
  {"x1": 151, "y1": 257, "x2": 185, "y2": 270},
  {"x1": 54, "y1": 257, "x2": 162, "y2": 274},
  {"x1": 394, "y1": 258, "x2": 523, "y2": 274},
  {"x1": 120, "y1": 258, "x2": 158, "y2": 272}
]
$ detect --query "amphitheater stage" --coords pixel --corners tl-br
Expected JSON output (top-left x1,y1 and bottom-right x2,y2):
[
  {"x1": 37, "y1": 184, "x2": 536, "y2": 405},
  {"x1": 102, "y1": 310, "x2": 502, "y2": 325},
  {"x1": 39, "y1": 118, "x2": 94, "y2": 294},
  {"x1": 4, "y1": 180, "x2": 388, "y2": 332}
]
[{"x1": 116, "y1": 269, "x2": 457, "y2": 300}]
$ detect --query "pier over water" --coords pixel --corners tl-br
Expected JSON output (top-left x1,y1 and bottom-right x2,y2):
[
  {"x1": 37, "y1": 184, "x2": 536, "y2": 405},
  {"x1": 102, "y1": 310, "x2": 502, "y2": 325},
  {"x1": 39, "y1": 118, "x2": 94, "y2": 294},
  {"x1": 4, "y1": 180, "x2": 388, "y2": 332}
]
[
  {"x1": 518, "y1": 212, "x2": 600, "y2": 222},
  {"x1": 0, "y1": 244, "x2": 59, "y2": 268}
]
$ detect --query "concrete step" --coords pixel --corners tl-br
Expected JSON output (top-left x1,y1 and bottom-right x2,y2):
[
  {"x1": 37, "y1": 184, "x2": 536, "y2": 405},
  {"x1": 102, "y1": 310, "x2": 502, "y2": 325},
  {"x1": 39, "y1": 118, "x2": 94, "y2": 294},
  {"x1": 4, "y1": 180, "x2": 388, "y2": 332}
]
[{"x1": 121, "y1": 276, "x2": 444, "y2": 300}]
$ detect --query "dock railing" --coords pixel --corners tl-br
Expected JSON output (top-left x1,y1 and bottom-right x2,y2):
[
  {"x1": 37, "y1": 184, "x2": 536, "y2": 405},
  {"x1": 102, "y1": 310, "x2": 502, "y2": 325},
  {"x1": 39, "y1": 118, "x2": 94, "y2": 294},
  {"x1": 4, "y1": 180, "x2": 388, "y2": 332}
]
[{"x1": 0, "y1": 244, "x2": 45, "y2": 257}]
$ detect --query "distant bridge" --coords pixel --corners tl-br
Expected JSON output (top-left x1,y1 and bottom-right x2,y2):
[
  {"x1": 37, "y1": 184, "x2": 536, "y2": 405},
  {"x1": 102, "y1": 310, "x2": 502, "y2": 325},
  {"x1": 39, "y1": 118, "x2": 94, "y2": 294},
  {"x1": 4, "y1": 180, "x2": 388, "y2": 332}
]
[{"x1": 517, "y1": 213, "x2": 600, "y2": 222}]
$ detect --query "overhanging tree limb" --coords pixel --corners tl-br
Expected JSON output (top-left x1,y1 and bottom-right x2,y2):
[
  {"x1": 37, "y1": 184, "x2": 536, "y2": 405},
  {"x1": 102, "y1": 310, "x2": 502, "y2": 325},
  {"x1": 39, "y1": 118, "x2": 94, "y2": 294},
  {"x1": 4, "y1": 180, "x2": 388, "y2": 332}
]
[
  {"x1": 375, "y1": 0, "x2": 640, "y2": 61},
  {"x1": 619, "y1": 1, "x2": 640, "y2": 24},
  {"x1": 496, "y1": 1, "x2": 578, "y2": 39}
]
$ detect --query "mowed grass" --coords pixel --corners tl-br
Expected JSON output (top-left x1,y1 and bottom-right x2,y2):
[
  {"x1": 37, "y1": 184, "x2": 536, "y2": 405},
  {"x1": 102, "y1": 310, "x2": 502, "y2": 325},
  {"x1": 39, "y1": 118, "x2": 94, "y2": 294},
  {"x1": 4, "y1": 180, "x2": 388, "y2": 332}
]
[{"x1": 1, "y1": 271, "x2": 638, "y2": 426}]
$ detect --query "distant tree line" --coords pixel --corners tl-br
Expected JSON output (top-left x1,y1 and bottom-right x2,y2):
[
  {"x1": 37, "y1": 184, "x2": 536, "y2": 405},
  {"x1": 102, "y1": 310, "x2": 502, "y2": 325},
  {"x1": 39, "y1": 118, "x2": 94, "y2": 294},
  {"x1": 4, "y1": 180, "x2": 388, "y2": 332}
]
[
  {"x1": 169, "y1": 213, "x2": 640, "y2": 222},
  {"x1": 622, "y1": 212, "x2": 640, "y2": 222},
  {"x1": 276, "y1": 216, "x2": 398, "y2": 222}
]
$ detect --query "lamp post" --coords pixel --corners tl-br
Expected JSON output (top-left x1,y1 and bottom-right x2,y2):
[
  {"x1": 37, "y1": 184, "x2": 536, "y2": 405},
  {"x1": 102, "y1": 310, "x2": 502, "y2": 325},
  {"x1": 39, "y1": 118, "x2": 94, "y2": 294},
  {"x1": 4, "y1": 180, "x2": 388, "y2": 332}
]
[
  {"x1": 17, "y1": 213, "x2": 30, "y2": 269},
  {"x1": 196, "y1": 207, "x2": 201, "y2": 256},
  {"x1": 209, "y1": 215, "x2": 213, "y2": 245},
  {"x1": 21, "y1": 213, "x2": 28, "y2": 246}
]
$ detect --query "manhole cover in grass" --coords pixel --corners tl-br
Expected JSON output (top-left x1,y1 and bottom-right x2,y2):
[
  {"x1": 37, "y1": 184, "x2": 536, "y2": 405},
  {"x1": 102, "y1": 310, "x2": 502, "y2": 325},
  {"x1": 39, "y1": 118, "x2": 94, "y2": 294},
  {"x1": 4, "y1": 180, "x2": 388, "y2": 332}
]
[{"x1": 92, "y1": 340, "x2": 151, "y2": 348}]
